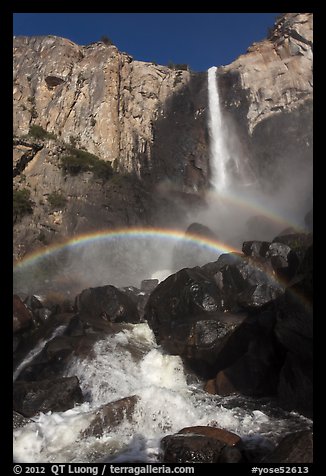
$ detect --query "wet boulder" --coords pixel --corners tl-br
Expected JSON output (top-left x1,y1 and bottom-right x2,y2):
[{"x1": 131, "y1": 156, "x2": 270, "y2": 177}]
[
  {"x1": 272, "y1": 233, "x2": 313, "y2": 266},
  {"x1": 204, "y1": 308, "x2": 285, "y2": 397},
  {"x1": 242, "y1": 241, "x2": 271, "y2": 258},
  {"x1": 13, "y1": 376, "x2": 83, "y2": 417},
  {"x1": 76, "y1": 285, "x2": 141, "y2": 326},
  {"x1": 13, "y1": 410, "x2": 32, "y2": 429},
  {"x1": 120, "y1": 286, "x2": 150, "y2": 320},
  {"x1": 277, "y1": 352, "x2": 313, "y2": 418},
  {"x1": 82, "y1": 395, "x2": 139, "y2": 438},
  {"x1": 144, "y1": 267, "x2": 227, "y2": 359},
  {"x1": 13, "y1": 295, "x2": 33, "y2": 333},
  {"x1": 262, "y1": 431, "x2": 313, "y2": 463},
  {"x1": 145, "y1": 266, "x2": 223, "y2": 338},
  {"x1": 209, "y1": 253, "x2": 284, "y2": 311},
  {"x1": 161, "y1": 426, "x2": 244, "y2": 463},
  {"x1": 274, "y1": 288, "x2": 312, "y2": 361}
]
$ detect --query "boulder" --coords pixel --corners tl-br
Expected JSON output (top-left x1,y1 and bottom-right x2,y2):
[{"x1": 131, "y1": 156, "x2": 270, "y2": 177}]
[
  {"x1": 272, "y1": 233, "x2": 313, "y2": 266},
  {"x1": 76, "y1": 285, "x2": 141, "y2": 327},
  {"x1": 205, "y1": 253, "x2": 284, "y2": 311},
  {"x1": 277, "y1": 352, "x2": 313, "y2": 418},
  {"x1": 145, "y1": 266, "x2": 223, "y2": 344},
  {"x1": 82, "y1": 395, "x2": 139, "y2": 438},
  {"x1": 242, "y1": 241, "x2": 271, "y2": 258},
  {"x1": 177, "y1": 426, "x2": 241, "y2": 447},
  {"x1": 274, "y1": 289, "x2": 312, "y2": 361},
  {"x1": 13, "y1": 295, "x2": 33, "y2": 333},
  {"x1": 13, "y1": 376, "x2": 83, "y2": 417},
  {"x1": 262, "y1": 431, "x2": 313, "y2": 463},
  {"x1": 204, "y1": 308, "x2": 285, "y2": 397},
  {"x1": 161, "y1": 426, "x2": 244, "y2": 463},
  {"x1": 13, "y1": 410, "x2": 32, "y2": 429}
]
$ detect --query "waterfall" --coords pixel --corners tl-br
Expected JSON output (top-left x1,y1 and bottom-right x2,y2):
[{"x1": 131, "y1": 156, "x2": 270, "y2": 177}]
[
  {"x1": 13, "y1": 324, "x2": 67, "y2": 382},
  {"x1": 207, "y1": 66, "x2": 231, "y2": 193}
]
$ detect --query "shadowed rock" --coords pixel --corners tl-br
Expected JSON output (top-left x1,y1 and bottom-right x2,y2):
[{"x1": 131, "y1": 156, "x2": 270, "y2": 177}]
[
  {"x1": 13, "y1": 376, "x2": 83, "y2": 417},
  {"x1": 262, "y1": 431, "x2": 313, "y2": 463}
]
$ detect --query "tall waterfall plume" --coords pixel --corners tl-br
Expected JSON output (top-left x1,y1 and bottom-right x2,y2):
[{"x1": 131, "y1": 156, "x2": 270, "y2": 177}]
[{"x1": 207, "y1": 66, "x2": 232, "y2": 193}]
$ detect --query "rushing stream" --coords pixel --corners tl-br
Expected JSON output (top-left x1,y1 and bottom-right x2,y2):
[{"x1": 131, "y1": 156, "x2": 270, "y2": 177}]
[{"x1": 13, "y1": 322, "x2": 312, "y2": 463}]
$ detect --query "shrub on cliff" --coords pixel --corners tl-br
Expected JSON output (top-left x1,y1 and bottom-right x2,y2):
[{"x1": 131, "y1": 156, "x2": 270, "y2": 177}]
[
  {"x1": 60, "y1": 147, "x2": 113, "y2": 180},
  {"x1": 47, "y1": 191, "x2": 67, "y2": 209},
  {"x1": 13, "y1": 188, "x2": 33, "y2": 222},
  {"x1": 29, "y1": 125, "x2": 57, "y2": 141}
]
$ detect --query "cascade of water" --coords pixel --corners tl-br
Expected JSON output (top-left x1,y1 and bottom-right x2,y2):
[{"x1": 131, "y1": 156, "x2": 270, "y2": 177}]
[
  {"x1": 13, "y1": 323, "x2": 312, "y2": 463},
  {"x1": 13, "y1": 324, "x2": 67, "y2": 382},
  {"x1": 207, "y1": 66, "x2": 231, "y2": 193}
]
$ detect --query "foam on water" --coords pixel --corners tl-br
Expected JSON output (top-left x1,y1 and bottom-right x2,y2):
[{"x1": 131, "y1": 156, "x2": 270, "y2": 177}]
[{"x1": 13, "y1": 323, "x2": 312, "y2": 463}]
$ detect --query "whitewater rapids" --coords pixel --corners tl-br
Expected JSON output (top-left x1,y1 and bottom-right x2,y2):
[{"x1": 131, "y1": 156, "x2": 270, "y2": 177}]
[{"x1": 13, "y1": 323, "x2": 312, "y2": 463}]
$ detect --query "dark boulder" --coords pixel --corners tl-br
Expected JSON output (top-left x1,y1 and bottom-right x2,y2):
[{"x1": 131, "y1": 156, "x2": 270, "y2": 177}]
[
  {"x1": 177, "y1": 426, "x2": 241, "y2": 446},
  {"x1": 13, "y1": 295, "x2": 33, "y2": 333},
  {"x1": 277, "y1": 352, "x2": 313, "y2": 418},
  {"x1": 162, "y1": 434, "x2": 226, "y2": 463},
  {"x1": 161, "y1": 426, "x2": 244, "y2": 463},
  {"x1": 145, "y1": 266, "x2": 223, "y2": 342},
  {"x1": 82, "y1": 395, "x2": 139, "y2": 438},
  {"x1": 13, "y1": 376, "x2": 83, "y2": 417},
  {"x1": 76, "y1": 285, "x2": 140, "y2": 326},
  {"x1": 204, "y1": 308, "x2": 285, "y2": 396},
  {"x1": 120, "y1": 285, "x2": 151, "y2": 320},
  {"x1": 212, "y1": 333, "x2": 284, "y2": 396},
  {"x1": 242, "y1": 241, "x2": 271, "y2": 258},
  {"x1": 272, "y1": 233, "x2": 313, "y2": 265},
  {"x1": 265, "y1": 242, "x2": 300, "y2": 281},
  {"x1": 262, "y1": 431, "x2": 313, "y2": 463},
  {"x1": 13, "y1": 410, "x2": 32, "y2": 429},
  {"x1": 274, "y1": 289, "x2": 312, "y2": 361},
  {"x1": 206, "y1": 253, "x2": 284, "y2": 311},
  {"x1": 243, "y1": 240, "x2": 300, "y2": 282},
  {"x1": 239, "y1": 435, "x2": 275, "y2": 463}
]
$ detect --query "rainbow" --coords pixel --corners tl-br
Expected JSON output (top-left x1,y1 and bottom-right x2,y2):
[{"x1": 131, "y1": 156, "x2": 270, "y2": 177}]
[
  {"x1": 13, "y1": 226, "x2": 241, "y2": 270},
  {"x1": 13, "y1": 225, "x2": 312, "y2": 311}
]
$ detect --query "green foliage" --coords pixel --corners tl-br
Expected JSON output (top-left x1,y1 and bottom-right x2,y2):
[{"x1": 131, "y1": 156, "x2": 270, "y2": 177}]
[
  {"x1": 29, "y1": 124, "x2": 57, "y2": 140},
  {"x1": 167, "y1": 62, "x2": 189, "y2": 71},
  {"x1": 100, "y1": 35, "x2": 113, "y2": 45},
  {"x1": 13, "y1": 188, "x2": 33, "y2": 222},
  {"x1": 47, "y1": 191, "x2": 67, "y2": 209},
  {"x1": 60, "y1": 146, "x2": 113, "y2": 180}
]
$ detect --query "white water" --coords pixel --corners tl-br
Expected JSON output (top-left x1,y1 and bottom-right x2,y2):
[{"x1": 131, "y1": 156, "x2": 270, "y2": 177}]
[
  {"x1": 13, "y1": 323, "x2": 312, "y2": 463},
  {"x1": 207, "y1": 66, "x2": 232, "y2": 193},
  {"x1": 13, "y1": 324, "x2": 67, "y2": 382}
]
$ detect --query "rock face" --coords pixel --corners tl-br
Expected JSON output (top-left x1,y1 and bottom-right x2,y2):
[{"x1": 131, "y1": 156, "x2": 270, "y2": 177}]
[
  {"x1": 262, "y1": 431, "x2": 313, "y2": 463},
  {"x1": 13, "y1": 376, "x2": 83, "y2": 417},
  {"x1": 145, "y1": 232, "x2": 312, "y2": 415},
  {"x1": 13, "y1": 37, "x2": 207, "y2": 181},
  {"x1": 161, "y1": 426, "x2": 244, "y2": 463},
  {"x1": 219, "y1": 13, "x2": 313, "y2": 186},
  {"x1": 13, "y1": 13, "x2": 312, "y2": 260}
]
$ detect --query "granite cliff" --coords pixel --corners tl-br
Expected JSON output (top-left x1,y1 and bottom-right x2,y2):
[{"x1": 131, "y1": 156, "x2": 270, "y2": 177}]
[{"x1": 13, "y1": 13, "x2": 313, "y2": 260}]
